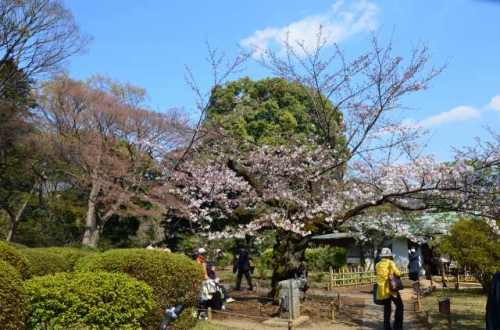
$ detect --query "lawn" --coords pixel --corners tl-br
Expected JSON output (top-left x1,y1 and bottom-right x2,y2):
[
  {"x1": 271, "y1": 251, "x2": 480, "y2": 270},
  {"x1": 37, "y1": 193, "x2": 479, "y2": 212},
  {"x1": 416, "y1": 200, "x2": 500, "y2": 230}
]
[{"x1": 421, "y1": 288, "x2": 487, "y2": 330}]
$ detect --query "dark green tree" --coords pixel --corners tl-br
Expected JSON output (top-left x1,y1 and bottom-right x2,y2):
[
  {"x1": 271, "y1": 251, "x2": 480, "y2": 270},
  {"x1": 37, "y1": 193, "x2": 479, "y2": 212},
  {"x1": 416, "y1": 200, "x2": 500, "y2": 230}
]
[
  {"x1": 438, "y1": 218, "x2": 500, "y2": 292},
  {"x1": 0, "y1": 59, "x2": 41, "y2": 241}
]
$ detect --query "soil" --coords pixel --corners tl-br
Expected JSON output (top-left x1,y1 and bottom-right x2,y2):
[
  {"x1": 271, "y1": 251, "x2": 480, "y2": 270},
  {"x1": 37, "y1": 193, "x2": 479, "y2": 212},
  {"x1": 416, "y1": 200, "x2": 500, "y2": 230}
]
[{"x1": 208, "y1": 284, "x2": 427, "y2": 329}]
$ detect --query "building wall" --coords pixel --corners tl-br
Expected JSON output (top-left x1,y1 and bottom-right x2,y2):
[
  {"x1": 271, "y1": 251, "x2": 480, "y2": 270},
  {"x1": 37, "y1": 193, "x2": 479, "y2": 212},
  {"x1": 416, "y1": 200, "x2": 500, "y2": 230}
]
[{"x1": 389, "y1": 237, "x2": 409, "y2": 268}]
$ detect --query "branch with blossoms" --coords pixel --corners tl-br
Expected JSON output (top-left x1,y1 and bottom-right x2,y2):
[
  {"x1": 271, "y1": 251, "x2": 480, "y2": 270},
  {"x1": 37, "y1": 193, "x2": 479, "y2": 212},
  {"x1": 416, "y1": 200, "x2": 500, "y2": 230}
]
[{"x1": 166, "y1": 131, "x2": 498, "y2": 241}]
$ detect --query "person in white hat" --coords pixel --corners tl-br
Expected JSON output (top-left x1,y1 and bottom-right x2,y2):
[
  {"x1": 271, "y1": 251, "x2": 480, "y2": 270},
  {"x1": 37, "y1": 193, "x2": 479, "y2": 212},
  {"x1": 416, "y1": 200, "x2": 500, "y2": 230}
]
[{"x1": 375, "y1": 248, "x2": 404, "y2": 330}]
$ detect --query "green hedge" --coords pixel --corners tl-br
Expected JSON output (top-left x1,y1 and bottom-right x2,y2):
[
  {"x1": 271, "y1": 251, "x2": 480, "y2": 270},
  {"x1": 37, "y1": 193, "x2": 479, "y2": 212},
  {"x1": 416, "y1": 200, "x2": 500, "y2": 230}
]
[
  {"x1": 33, "y1": 247, "x2": 94, "y2": 270},
  {"x1": 76, "y1": 249, "x2": 204, "y2": 326},
  {"x1": 0, "y1": 260, "x2": 28, "y2": 330},
  {"x1": 0, "y1": 240, "x2": 30, "y2": 278},
  {"x1": 24, "y1": 271, "x2": 154, "y2": 329},
  {"x1": 20, "y1": 249, "x2": 72, "y2": 277}
]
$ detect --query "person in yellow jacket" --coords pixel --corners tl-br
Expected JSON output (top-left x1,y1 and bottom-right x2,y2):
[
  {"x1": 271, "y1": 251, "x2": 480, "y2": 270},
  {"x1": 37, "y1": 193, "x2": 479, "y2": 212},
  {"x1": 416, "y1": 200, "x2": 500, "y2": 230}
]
[{"x1": 376, "y1": 248, "x2": 404, "y2": 330}]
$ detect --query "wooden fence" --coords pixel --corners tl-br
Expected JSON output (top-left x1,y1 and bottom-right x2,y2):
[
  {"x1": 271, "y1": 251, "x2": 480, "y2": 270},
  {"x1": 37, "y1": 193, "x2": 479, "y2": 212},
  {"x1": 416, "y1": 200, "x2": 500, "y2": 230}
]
[{"x1": 327, "y1": 266, "x2": 409, "y2": 289}]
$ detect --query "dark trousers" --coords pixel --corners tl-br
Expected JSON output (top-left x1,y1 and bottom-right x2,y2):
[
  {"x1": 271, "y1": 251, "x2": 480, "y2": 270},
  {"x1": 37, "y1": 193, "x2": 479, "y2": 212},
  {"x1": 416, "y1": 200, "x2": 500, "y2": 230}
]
[
  {"x1": 236, "y1": 270, "x2": 253, "y2": 290},
  {"x1": 383, "y1": 292, "x2": 404, "y2": 330}
]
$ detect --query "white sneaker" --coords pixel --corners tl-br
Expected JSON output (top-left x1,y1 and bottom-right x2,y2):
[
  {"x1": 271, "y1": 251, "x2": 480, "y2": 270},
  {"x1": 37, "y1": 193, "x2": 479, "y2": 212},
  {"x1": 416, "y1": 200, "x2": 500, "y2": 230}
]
[{"x1": 226, "y1": 297, "x2": 236, "y2": 303}]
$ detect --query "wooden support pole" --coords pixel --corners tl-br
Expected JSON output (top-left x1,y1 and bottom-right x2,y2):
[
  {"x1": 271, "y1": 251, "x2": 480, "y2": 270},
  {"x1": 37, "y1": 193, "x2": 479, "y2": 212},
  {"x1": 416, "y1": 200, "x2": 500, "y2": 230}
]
[
  {"x1": 330, "y1": 301, "x2": 335, "y2": 323},
  {"x1": 416, "y1": 281, "x2": 421, "y2": 312},
  {"x1": 207, "y1": 307, "x2": 212, "y2": 321}
]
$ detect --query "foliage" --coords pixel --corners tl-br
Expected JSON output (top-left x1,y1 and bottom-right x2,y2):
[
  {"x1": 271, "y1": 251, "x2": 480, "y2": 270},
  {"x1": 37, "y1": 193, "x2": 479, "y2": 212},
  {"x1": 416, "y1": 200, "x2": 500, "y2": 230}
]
[
  {"x1": 438, "y1": 218, "x2": 500, "y2": 291},
  {"x1": 305, "y1": 246, "x2": 347, "y2": 271},
  {"x1": 34, "y1": 247, "x2": 94, "y2": 270},
  {"x1": 0, "y1": 260, "x2": 28, "y2": 330},
  {"x1": 24, "y1": 271, "x2": 154, "y2": 329},
  {"x1": 0, "y1": 240, "x2": 30, "y2": 278},
  {"x1": 12, "y1": 188, "x2": 87, "y2": 247},
  {"x1": 20, "y1": 249, "x2": 72, "y2": 277},
  {"x1": 75, "y1": 249, "x2": 204, "y2": 325},
  {"x1": 171, "y1": 307, "x2": 198, "y2": 330},
  {"x1": 206, "y1": 77, "x2": 344, "y2": 146}
]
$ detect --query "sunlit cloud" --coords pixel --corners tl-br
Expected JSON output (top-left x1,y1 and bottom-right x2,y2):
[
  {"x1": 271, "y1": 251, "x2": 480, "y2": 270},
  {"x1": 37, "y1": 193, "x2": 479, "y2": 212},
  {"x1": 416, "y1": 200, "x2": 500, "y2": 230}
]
[{"x1": 240, "y1": 0, "x2": 378, "y2": 57}]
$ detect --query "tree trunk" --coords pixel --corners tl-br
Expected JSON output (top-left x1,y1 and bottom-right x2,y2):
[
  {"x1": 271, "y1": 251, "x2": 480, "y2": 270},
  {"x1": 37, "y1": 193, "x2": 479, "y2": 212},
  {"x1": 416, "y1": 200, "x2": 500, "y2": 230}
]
[
  {"x1": 5, "y1": 195, "x2": 31, "y2": 242},
  {"x1": 82, "y1": 179, "x2": 100, "y2": 248},
  {"x1": 6, "y1": 213, "x2": 17, "y2": 242},
  {"x1": 269, "y1": 230, "x2": 310, "y2": 297}
]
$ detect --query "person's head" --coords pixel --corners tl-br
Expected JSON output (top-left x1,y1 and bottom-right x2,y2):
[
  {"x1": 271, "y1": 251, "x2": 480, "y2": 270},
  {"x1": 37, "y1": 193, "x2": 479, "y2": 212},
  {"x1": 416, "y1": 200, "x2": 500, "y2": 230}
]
[
  {"x1": 410, "y1": 248, "x2": 416, "y2": 254},
  {"x1": 197, "y1": 247, "x2": 206, "y2": 255},
  {"x1": 380, "y1": 247, "x2": 393, "y2": 259}
]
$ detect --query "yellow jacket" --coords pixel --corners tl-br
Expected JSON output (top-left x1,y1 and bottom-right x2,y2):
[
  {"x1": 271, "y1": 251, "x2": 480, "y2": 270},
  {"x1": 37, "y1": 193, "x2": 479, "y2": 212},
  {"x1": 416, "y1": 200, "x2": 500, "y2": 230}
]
[{"x1": 376, "y1": 258, "x2": 401, "y2": 300}]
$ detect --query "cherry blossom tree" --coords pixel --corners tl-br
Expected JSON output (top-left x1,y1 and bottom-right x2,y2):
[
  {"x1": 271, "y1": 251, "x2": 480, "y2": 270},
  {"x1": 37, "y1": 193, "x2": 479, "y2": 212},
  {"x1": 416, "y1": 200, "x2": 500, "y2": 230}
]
[{"x1": 166, "y1": 33, "x2": 499, "y2": 290}]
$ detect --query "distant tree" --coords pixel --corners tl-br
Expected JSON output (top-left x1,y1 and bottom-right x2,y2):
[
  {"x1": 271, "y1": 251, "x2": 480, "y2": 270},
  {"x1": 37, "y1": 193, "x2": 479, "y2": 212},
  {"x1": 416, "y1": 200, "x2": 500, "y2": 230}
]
[
  {"x1": 37, "y1": 75, "x2": 190, "y2": 247},
  {"x1": 438, "y1": 218, "x2": 500, "y2": 291}
]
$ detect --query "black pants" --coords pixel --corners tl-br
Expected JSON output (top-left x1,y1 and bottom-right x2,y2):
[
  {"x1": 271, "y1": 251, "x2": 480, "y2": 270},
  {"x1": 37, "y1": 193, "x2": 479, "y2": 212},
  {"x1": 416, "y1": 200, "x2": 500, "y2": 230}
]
[
  {"x1": 236, "y1": 270, "x2": 253, "y2": 290},
  {"x1": 383, "y1": 292, "x2": 404, "y2": 330}
]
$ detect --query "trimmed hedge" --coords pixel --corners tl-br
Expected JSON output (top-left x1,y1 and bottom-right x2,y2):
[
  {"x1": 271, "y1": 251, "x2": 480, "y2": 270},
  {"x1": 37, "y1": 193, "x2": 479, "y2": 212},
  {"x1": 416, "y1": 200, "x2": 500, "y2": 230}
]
[
  {"x1": 0, "y1": 240, "x2": 30, "y2": 278},
  {"x1": 76, "y1": 249, "x2": 204, "y2": 326},
  {"x1": 20, "y1": 249, "x2": 72, "y2": 277},
  {"x1": 33, "y1": 247, "x2": 94, "y2": 270},
  {"x1": 0, "y1": 260, "x2": 28, "y2": 330},
  {"x1": 24, "y1": 271, "x2": 154, "y2": 329}
]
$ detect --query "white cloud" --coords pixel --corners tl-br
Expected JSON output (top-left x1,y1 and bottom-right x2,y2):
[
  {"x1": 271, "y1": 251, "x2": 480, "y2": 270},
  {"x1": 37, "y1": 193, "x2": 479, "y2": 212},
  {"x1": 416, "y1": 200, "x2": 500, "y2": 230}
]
[
  {"x1": 418, "y1": 106, "x2": 481, "y2": 128},
  {"x1": 488, "y1": 95, "x2": 500, "y2": 112},
  {"x1": 240, "y1": 0, "x2": 378, "y2": 57}
]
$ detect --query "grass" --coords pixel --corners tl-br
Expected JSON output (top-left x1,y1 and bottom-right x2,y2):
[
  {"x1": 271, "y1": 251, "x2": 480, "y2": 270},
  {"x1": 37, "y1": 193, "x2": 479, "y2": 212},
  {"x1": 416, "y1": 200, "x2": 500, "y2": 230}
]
[
  {"x1": 421, "y1": 288, "x2": 487, "y2": 330},
  {"x1": 193, "y1": 321, "x2": 238, "y2": 330}
]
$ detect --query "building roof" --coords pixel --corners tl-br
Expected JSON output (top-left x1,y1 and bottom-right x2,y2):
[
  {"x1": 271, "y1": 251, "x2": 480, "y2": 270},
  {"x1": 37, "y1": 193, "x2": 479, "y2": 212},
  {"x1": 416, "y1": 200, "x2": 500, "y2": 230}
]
[{"x1": 311, "y1": 232, "x2": 355, "y2": 240}]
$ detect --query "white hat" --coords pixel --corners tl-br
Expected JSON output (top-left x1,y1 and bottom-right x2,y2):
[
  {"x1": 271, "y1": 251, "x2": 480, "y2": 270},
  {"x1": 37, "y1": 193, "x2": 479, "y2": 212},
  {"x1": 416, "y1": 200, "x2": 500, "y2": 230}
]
[
  {"x1": 410, "y1": 248, "x2": 416, "y2": 253},
  {"x1": 380, "y1": 247, "x2": 393, "y2": 258},
  {"x1": 198, "y1": 247, "x2": 206, "y2": 254}
]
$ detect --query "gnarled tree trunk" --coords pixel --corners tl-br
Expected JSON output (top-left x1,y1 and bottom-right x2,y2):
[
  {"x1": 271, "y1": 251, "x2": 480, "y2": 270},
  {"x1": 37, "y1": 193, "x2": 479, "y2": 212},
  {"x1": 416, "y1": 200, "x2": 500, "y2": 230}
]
[
  {"x1": 82, "y1": 179, "x2": 100, "y2": 248},
  {"x1": 270, "y1": 229, "x2": 310, "y2": 297}
]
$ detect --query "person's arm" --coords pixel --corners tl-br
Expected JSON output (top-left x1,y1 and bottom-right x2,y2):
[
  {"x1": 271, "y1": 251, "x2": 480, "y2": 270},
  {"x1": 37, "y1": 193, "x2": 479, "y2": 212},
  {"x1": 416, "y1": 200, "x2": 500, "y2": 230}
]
[{"x1": 391, "y1": 261, "x2": 401, "y2": 277}]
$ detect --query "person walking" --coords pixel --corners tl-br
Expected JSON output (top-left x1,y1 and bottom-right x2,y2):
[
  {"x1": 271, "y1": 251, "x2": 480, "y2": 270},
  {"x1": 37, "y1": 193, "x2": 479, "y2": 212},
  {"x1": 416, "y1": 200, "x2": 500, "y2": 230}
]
[
  {"x1": 408, "y1": 248, "x2": 421, "y2": 281},
  {"x1": 376, "y1": 247, "x2": 404, "y2": 330},
  {"x1": 233, "y1": 248, "x2": 253, "y2": 291},
  {"x1": 486, "y1": 272, "x2": 500, "y2": 330}
]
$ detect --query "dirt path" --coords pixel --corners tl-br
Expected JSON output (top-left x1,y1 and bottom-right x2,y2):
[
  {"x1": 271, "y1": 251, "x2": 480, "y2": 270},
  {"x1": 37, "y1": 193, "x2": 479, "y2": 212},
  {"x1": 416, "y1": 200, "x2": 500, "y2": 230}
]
[{"x1": 209, "y1": 286, "x2": 426, "y2": 329}]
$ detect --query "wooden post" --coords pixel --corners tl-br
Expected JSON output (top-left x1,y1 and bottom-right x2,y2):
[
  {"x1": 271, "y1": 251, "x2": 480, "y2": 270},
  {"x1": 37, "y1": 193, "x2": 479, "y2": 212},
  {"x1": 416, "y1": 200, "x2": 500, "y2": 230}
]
[
  {"x1": 337, "y1": 293, "x2": 342, "y2": 310},
  {"x1": 455, "y1": 267, "x2": 459, "y2": 290},
  {"x1": 329, "y1": 267, "x2": 333, "y2": 291},
  {"x1": 330, "y1": 301, "x2": 335, "y2": 322},
  {"x1": 207, "y1": 307, "x2": 212, "y2": 321}
]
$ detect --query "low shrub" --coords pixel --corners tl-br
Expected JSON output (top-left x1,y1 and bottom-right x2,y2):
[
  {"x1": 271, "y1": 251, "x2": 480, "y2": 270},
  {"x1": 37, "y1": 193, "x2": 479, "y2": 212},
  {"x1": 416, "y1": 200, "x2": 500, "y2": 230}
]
[
  {"x1": 76, "y1": 249, "x2": 204, "y2": 327},
  {"x1": 7, "y1": 241, "x2": 28, "y2": 249},
  {"x1": 0, "y1": 260, "x2": 28, "y2": 329},
  {"x1": 33, "y1": 247, "x2": 94, "y2": 270},
  {"x1": 20, "y1": 249, "x2": 72, "y2": 277},
  {"x1": 24, "y1": 271, "x2": 154, "y2": 329},
  {"x1": 0, "y1": 240, "x2": 30, "y2": 278},
  {"x1": 171, "y1": 307, "x2": 197, "y2": 330}
]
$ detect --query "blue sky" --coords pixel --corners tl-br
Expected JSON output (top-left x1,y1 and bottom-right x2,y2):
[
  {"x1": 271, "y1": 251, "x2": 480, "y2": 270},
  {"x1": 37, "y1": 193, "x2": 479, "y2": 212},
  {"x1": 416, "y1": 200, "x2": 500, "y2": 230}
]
[{"x1": 65, "y1": 0, "x2": 499, "y2": 160}]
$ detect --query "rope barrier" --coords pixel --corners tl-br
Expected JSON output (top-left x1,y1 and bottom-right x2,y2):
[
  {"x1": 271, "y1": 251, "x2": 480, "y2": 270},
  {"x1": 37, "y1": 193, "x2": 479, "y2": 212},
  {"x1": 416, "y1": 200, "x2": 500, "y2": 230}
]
[{"x1": 197, "y1": 308, "x2": 271, "y2": 321}]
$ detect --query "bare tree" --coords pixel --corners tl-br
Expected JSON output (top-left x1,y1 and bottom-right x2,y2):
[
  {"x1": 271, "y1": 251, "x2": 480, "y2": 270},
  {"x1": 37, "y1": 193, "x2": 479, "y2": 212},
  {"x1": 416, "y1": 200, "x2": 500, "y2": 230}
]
[
  {"x1": 0, "y1": 0, "x2": 89, "y2": 93},
  {"x1": 36, "y1": 75, "x2": 190, "y2": 247}
]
